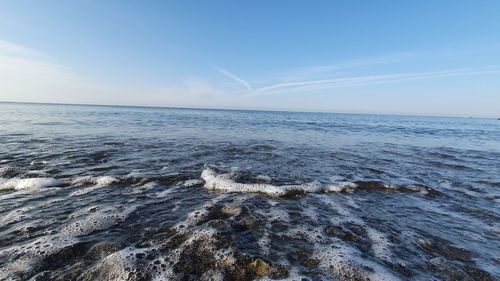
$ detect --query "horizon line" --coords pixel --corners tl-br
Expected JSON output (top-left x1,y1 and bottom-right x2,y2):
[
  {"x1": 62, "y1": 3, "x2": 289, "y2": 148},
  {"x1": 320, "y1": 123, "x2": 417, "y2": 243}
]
[{"x1": 0, "y1": 100, "x2": 496, "y2": 119}]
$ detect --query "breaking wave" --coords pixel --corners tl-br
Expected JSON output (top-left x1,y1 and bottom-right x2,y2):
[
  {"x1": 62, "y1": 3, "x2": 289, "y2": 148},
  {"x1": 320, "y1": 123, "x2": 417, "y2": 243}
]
[
  {"x1": 200, "y1": 168, "x2": 435, "y2": 196},
  {"x1": 0, "y1": 177, "x2": 63, "y2": 191}
]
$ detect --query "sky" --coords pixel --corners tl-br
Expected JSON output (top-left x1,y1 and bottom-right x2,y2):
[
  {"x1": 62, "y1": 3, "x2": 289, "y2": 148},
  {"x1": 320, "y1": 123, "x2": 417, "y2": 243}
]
[{"x1": 0, "y1": 1, "x2": 499, "y2": 117}]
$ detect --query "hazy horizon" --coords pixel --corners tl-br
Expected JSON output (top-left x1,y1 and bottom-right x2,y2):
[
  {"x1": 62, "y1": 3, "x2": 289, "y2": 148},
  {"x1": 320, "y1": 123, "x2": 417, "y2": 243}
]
[
  {"x1": 2, "y1": 100, "x2": 499, "y2": 119},
  {"x1": 1, "y1": 1, "x2": 500, "y2": 117}
]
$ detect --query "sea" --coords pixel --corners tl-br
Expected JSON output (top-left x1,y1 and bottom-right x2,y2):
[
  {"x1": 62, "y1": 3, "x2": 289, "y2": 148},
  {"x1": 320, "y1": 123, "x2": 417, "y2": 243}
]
[{"x1": 0, "y1": 102, "x2": 499, "y2": 281}]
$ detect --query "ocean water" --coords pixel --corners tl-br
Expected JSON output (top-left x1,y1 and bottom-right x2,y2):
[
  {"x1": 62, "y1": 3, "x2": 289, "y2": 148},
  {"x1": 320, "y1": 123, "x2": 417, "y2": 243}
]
[{"x1": 0, "y1": 102, "x2": 499, "y2": 281}]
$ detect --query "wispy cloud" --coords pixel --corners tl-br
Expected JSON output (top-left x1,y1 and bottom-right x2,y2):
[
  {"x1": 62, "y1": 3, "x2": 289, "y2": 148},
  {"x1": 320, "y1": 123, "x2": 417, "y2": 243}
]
[
  {"x1": 250, "y1": 66, "x2": 500, "y2": 96},
  {"x1": 212, "y1": 66, "x2": 252, "y2": 91},
  {"x1": 209, "y1": 55, "x2": 499, "y2": 99},
  {"x1": 0, "y1": 40, "x2": 41, "y2": 58},
  {"x1": 0, "y1": 40, "x2": 123, "y2": 104},
  {"x1": 0, "y1": 40, "x2": 84, "y2": 82},
  {"x1": 271, "y1": 52, "x2": 418, "y2": 83}
]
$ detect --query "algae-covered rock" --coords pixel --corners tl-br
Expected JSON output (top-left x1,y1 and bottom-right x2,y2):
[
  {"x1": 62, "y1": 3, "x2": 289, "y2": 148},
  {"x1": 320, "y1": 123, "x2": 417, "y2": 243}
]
[
  {"x1": 249, "y1": 258, "x2": 270, "y2": 277},
  {"x1": 221, "y1": 206, "x2": 242, "y2": 217}
]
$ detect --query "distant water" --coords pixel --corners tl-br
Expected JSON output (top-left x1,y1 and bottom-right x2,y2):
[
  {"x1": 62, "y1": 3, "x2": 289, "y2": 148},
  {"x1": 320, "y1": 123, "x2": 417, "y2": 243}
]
[{"x1": 0, "y1": 102, "x2": 499, "y2": 281}]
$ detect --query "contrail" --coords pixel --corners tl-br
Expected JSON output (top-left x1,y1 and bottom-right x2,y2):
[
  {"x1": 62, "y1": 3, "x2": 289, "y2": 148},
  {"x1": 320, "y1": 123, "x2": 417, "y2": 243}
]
[
  {"x1": 252, "y1": 66, "x2": 500, "y2": 95},
  {"x1": 213, "y1": 66, "x2": 252, "y2": 91}
]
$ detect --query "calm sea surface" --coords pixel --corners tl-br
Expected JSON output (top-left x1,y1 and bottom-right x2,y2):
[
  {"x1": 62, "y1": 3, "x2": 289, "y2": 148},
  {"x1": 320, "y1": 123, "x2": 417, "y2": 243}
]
[{"x1": 0, "y1": 102, "x2": 499, "y2": 280}]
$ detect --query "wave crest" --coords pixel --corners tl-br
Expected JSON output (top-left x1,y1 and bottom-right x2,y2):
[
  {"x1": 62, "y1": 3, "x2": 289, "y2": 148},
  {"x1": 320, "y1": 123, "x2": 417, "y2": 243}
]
[
  {"x1": 202, "y1": 168, "x2": 347, "y2": 196},
  {"x1": 200, "y1": 168, "x2": 436, "y2": 196},
  {"x1": 0, "y1": 177, "x2": 63, "y2": 191}
]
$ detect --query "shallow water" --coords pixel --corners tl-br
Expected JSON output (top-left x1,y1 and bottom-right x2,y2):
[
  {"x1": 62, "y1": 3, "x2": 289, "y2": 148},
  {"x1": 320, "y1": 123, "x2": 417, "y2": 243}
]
[{"x1": 0, "y1": 102, "x2": 499, "y2": 281}]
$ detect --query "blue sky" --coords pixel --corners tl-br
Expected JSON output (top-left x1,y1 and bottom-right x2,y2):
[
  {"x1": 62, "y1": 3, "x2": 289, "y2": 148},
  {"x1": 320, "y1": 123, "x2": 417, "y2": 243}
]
[{"x1": 0, "y1": 1, "x2": 499, "y2": 116}]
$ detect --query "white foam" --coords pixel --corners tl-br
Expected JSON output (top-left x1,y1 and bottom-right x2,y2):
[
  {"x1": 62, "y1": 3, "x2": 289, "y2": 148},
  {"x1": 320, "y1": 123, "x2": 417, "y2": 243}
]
[
  {"x1": 183, "y1": 179, "x2": 204, "y2": 187},
  {"x1": 257, "y1": 232, "x2": 271, "y2": 256},
  {"x1": 324, "y1": 181, "x2": 358, "y2": 193},
  {"x1": 61, "y1": 206, "x2": 136, "y2": 237},
  {"x1": 0, "y1": 235, "x2": 80, "y2": 280},
  {"x1": 280, "y1": 220, "x2": 398, "y2": 279},
  {"x1": 68, "y1": 205, "x2": 99, "y2": 219},
  {"x1": 257, "y1": 208, "x2": 290, "y2": 223},
  {"x1": 403, "y1": 184, "x2": 429, "y2": 195},
  {"x1": 0, "y1": 206, "x2": 36, "y2": 225},
  {"x1": 214, "y1": 248, "x2": 237, "y2": 266},
  {"x1": 85, "y1": 246, "x2": 165, "y2": 281},
  {"x1": 128, "y1": 182, "x2": 158, "y2": 195},
  {"x1": 201, "y1": 168, "x2": 325, "y2": 196},
  {"x1": 13, "y1": 218, "x2": 56, "y2": 235},
  {"x1": 69, "y1": 185, "x2": 102, "y2": 196},
  {"x1": 0, "y1": 177, "x2": 63, "y2": 191},
  {"x1": 70, "y1": 176, "x2": 118, "y2": 196},
  {"x1": 201, "y1": 168, "x2": 431, "y2": 197},
  {"x1": 156, "y1": 228, "x2": 221, "y2": 280},
  {"x1": 366, "y1": 227, "x2": 393, "y2": 261},
  {"x1": 171, "y1": 208, "x2": 209, "y2": 234},
  {"x1": 71, "y1": 175, "x2": 118, "y2": 186},
  {"x1": 0, "y1": 201, "x2": 138, "y2": 280},
  {"x1": 184, "y1": 228, "x2": 218, "y2": 250},
  {"x1": 314, "y1": 243, "x2": 401, "y2": 281}
]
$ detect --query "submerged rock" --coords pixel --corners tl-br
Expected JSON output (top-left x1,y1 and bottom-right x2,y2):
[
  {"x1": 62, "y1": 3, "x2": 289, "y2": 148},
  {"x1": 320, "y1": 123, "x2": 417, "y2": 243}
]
[
  {"x1": 301, "y1": 258, "x2": 320, "y2": 267},
  {"x1": 418, "y1": 237, "x2": 473, "y2": 262},
  {"x1": 249, "y1": 258, "x2": 270, "y2": 277},
  {"x1": 239, "y1": 216, "x2": 259, "y2": 229},
  {"x1": 269, "y1": 263, "x2": 290, "y2": 279},
  {"x1": 221, "y1": 205, "x2": 242, "y2": 217},
  {"x1": 427, "y1": 257, "x2": 495, "y2": 281}
]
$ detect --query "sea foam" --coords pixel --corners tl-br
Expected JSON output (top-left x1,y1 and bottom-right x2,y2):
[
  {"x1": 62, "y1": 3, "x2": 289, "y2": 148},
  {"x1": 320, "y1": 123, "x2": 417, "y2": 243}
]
[
  {"x1": 0, "y1": 177, "x2": 63, "y2": 191},
  {"x1": 0, "y1": 204, "x2": 136, "y2": 280},
  {"x1": 71, "y1": 175, "x2": 118, "y2": 186},
  {"x1": 70, "y1": 175, "x2": 118, "y2": 196},
  {"x1": 200, "y1": 168, "x2": 436, "y2": 197},
  {"x1": 201, "y1": 168, "x2": 329, "y2": 196}
]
